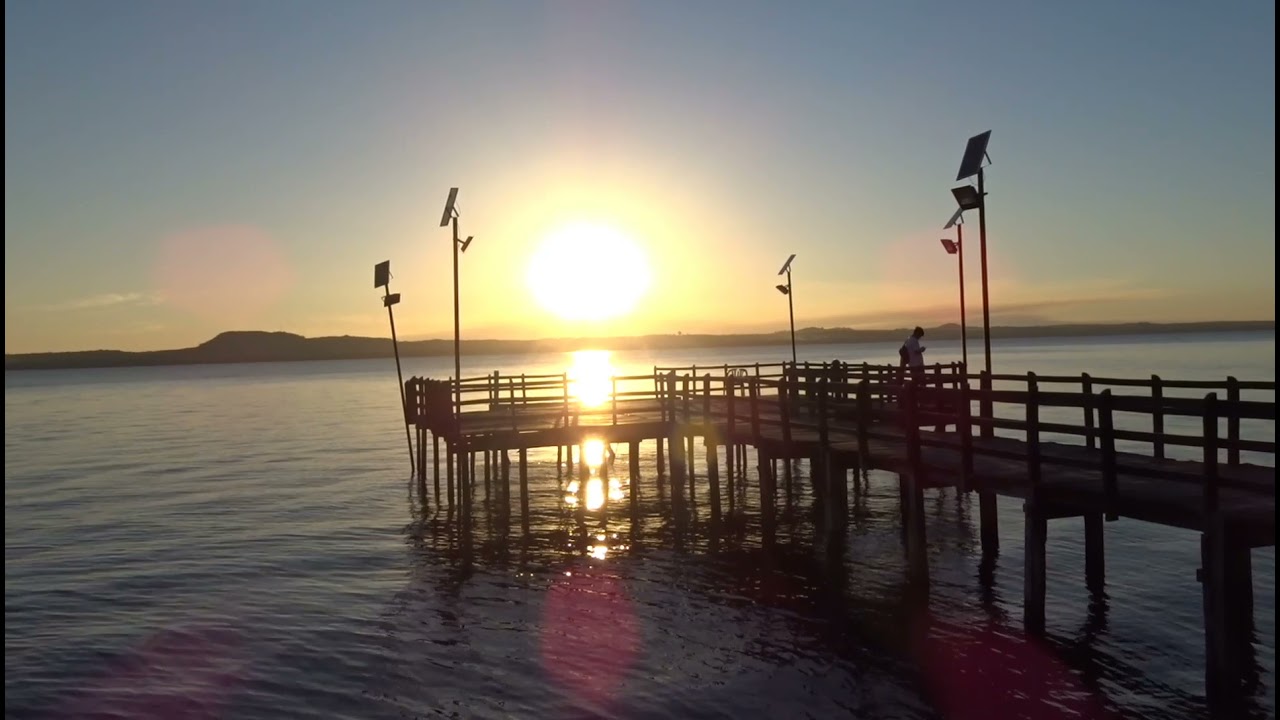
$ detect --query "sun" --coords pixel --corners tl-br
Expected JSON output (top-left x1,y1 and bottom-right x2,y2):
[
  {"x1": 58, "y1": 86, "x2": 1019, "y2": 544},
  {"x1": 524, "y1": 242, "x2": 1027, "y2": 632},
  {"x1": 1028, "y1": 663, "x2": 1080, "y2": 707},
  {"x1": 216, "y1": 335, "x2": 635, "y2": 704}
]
[{"x1": 526, "y1": 221, "x2": 652, "y2": 322}]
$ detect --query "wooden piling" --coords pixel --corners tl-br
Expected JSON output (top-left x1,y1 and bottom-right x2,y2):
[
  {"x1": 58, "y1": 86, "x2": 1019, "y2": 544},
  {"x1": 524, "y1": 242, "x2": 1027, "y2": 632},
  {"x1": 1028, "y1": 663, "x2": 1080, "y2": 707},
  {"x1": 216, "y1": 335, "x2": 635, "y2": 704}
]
[
  {"x1": 446, "y1": 446, "x2": 455, "y2": 509},
  {"x1": 725, "y1": 377, "x2": 738, "y2": 516},
  {"x1": 1085, "y1": 512, "x2": 1105, "y2": 593},
  {"x1": 628, "y1": 440, "x2": 640, "y2": 522},
  {"x1": 518, "y1": 448, "x2": 529, "y2": 534},
  {"x1": 978, "y1": 370, "x2": 998, "y2": 554},
  {"x1": 1023, "y1": 373, "x2": 1047, "y2": 634},
  {"x1": 669, "y1": 425, "x2": 687, "y2": 519},
  {"x1": 903, "y1": 381, "x2": 928, "y2": 586},
  {"x1": 501, "y1": 450, "x2": 511, "y2": 513},
  {"x1": 432, "y1": 433, "x2": 441, "y2": 508},
  {"x1": 707, "y1": 441, "x2": 722, "y2": 524},
  {"x1": 1024, "y1": 506, "x2": 1048, "y2": 635},
  {"x1": 483, "y1": 448, "x2": 492, "y2": 504}
]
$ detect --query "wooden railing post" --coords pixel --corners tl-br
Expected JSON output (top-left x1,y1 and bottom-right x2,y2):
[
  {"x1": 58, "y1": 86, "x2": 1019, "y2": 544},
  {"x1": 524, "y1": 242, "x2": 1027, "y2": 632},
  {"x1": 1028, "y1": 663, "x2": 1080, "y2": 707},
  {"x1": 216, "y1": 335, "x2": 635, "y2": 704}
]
[
  {"x1": 562, "y1": 372, "x2": 570, "y2": 425},
  {"x1": 1203, "y1": 392, "x2": 1220, "y2": 516},
  {"x1": 959, "y1": 377, "x2": 973, "y2": 492},
  {"x1": 1027, "y1": 372, "x2": 1041, "y2": 489},
  {"x1": 779, "y1": 374, "x2": 793, "y2": 448},
  {"x1": 1082, "y1": 373, "x2": 1096, "y2": 450},
  {"x1": 979, "y1": 370, "x2": 993, "y2": 439},
  {"x1": 1099, "y1": 389, "x2": 1118, "y2": 521},
  {"x1": 703, "y1": 373, "x2": 712, "y2": 421},
  {"x1": 681, "y1": 375, "x2": 691, "y2": 422},
  {"x1": 749, "y1": 377, "x2": 761, "y2": 441},
  {"x1": 726, "y1": 375, "x2": 737, "y2": 432},
  {"x1": 856, "y1": 379, "x2": 871, "y2": 461},
  {"x1": 1226, "y1": 377, "x2": 1240, "y2": 466},
  {"x1": 611, "y1": 375, "x2": 618, "y2": 425},
  {"x1": 1151, "y1": 374, "x2": 1165, "y2": 459}
]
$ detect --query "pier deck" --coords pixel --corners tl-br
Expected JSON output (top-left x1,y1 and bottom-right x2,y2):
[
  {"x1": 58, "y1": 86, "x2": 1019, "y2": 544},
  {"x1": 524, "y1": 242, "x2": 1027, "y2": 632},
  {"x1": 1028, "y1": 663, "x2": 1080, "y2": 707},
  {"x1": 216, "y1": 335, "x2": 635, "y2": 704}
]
[{"x1": 403, "y1": 360, "x2": 1275, "y2": 714}]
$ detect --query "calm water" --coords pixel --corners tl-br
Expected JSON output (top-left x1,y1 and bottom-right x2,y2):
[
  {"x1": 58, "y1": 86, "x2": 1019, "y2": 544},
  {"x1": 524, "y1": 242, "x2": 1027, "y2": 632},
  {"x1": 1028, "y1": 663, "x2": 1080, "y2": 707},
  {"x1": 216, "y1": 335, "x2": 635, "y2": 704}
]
[{"x1": 5, "y1": 332, "x2": 1276, "y2": 719}]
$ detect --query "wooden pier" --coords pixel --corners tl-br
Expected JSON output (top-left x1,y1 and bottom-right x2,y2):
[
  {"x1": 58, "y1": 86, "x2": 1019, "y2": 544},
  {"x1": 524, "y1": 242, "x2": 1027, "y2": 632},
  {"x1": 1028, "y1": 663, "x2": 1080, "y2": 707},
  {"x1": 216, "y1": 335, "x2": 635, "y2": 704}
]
[{"x1": 403, "y1": 361, "x2": 1274, "y2": 714}]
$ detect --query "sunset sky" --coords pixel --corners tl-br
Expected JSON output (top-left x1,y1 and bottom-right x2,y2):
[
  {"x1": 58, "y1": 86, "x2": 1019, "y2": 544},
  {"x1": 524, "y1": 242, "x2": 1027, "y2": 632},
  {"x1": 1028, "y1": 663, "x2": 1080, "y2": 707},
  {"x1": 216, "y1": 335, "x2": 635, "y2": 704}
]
[{"x1": 5, "y1": 1, "x2": 1275, "y2": 354}]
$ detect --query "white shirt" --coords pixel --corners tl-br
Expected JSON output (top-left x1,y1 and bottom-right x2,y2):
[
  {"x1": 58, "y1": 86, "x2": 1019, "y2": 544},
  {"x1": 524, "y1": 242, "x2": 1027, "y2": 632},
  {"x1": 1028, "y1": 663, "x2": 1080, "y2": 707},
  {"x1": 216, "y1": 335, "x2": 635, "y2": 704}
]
[{"x1": 904, "y1": 335, "x2": 925, "y2": 367}]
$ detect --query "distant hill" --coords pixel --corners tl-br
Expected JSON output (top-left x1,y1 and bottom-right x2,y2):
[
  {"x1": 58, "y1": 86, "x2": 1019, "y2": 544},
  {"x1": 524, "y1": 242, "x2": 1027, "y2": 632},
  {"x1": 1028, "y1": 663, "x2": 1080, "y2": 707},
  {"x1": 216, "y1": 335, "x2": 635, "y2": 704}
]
[{"x1": 4, "y1": 321, "x2": 1274, "y2": 371}]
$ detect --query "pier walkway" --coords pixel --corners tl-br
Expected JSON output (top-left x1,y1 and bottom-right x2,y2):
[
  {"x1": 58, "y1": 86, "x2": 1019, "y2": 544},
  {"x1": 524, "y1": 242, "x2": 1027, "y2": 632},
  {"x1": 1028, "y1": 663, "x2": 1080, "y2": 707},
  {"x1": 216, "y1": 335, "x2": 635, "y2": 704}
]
[{"x1": 403, "y1": 360, "x2": 1275, "y2": 714}]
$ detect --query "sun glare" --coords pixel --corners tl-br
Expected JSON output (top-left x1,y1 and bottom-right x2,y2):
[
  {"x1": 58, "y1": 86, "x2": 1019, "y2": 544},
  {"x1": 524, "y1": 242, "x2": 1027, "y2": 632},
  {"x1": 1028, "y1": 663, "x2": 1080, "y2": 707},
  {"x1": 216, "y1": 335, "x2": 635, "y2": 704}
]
[
  {"x1": 569, "y1": 350, "x2": 614, "y2": 408},
  {"x1": 583, "y1": 438, "x2": 606, "y2": 469},
  {"x1": 526, "y1": 222, "x2": 652, "y2": 322}
]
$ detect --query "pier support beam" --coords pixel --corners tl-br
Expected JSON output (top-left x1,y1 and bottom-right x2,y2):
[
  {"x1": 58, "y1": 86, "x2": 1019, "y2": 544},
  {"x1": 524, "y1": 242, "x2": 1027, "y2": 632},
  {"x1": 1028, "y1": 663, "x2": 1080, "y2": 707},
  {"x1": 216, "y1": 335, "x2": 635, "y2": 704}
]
[
  {"x1": 655, "y1": 437, "x2": 666, "y2": 497},
  {"x1": 483, "y1": 449, "x2": 492, "y2": 505},
  {"x1": 1200, "y1": 520, "x2": 1255, "y2": 713},
  {"x1": 725, "y1": 442, "x2": 736, "y2": 517},
  {"x1": 518, "y1": 448, "x2": 529, "y2": 534},
  {"x1": 759, "y1": 452, "x2": 776, "y2": 545},
  {"x1": 628, "y1": 441, "x2": 640, "y2": 523},
  {"x1": 706, "y1": 441, "x2": 722, "y2": 524},
  {"x1": 979, "y1": 491, "x2": 999, "y2": 554},
  {"x1": 904, "y1": 481, "x2": 928, "y2": 587},
  {"x1": 501, "y1": 450, "x2": 511, "y2": 518},
  {"x1": 432, "y1": 434, "x2": 441, "y2": 509},
  {"x1": 446, "y1": 446, "x2": 455, "y2": 509},
  {"x1": 1023, "y1": 503, "x2": 1048, "y2": 635},
  {"x1": 668, "y1": 430, "x2": 687, "y2": 520},
  {"x1": 1084, "y1": 512, "x2": 1105, "y2": 593}
]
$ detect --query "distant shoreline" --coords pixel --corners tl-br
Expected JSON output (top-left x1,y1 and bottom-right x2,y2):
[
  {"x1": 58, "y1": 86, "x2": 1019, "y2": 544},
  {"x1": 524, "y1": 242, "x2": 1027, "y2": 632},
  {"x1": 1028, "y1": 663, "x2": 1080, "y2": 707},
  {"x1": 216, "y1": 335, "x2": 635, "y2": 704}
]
[{"x1": 4, "y1": 321, "x2": 1273, "y2": 372}]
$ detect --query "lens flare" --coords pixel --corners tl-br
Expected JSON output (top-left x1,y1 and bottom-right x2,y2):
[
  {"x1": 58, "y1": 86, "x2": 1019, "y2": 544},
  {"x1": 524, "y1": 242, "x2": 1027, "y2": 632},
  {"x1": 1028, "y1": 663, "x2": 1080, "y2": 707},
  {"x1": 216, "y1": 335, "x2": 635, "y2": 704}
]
[{"x1": 539, "y1": 572, "x2": 641, "y2": 709}]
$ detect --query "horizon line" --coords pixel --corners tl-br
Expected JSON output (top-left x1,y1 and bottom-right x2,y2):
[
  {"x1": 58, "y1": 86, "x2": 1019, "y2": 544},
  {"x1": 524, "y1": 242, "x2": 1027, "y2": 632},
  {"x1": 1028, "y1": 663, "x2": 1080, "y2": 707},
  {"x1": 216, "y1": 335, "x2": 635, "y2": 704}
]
[{"x1": 6, "y1": 318, "x2": 1274, "y2": 359}]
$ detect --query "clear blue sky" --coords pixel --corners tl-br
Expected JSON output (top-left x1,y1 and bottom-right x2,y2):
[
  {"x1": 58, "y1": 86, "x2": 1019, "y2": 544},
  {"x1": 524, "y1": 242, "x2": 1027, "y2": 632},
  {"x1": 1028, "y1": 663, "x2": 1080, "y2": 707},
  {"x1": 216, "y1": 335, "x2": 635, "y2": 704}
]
[{"x1": 5, "y1": 1, "x2": 1274, "y2": 352}]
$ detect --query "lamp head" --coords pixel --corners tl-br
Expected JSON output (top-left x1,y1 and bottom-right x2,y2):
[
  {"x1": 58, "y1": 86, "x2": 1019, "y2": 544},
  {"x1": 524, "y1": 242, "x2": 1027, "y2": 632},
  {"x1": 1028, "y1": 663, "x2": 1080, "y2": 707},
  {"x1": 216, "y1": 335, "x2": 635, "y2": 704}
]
[
  {"x1": 951, "y1": 185, "x2": 982, "y2": 211},
  {"x1": 939, "y1": 238, "x2": 959, "y2": 255},
  {"x1": 459, "y1": 236, "x2": 473, "y2": 253},
  {"x1": 775, "y1": 284, "x2": 790, "y2": 295}
]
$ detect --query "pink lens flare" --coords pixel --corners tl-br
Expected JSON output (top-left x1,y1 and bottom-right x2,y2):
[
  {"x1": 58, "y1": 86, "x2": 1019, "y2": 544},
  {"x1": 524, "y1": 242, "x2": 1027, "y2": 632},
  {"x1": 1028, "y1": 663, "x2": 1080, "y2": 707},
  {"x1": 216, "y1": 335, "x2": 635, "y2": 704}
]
[
  {"x1": 539, "y1": 571, "x2": 641, "y2": 709},
  {"x1": 57, "y1": 622, "x2": 249, "y2": 720}
]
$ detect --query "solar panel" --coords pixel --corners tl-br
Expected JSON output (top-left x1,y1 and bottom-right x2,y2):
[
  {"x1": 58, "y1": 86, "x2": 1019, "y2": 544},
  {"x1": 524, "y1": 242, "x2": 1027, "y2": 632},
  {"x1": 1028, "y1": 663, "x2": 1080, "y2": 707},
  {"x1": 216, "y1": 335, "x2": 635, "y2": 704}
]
[
  {"x1": 944, "y1": 208, "x2": 964, "y2": 230},
  {"x1": 374, "y1": 260, "x2": 391, "y2": 289},
  {"x1": 440, "y1": 187, "x2": 459, "y2": 227},
  {"x1": 777, "y1": 253, "x2": 796, "y2": 276},
  {"x1": 956, "y1": 130, "x2": 991, "y2": 181}
]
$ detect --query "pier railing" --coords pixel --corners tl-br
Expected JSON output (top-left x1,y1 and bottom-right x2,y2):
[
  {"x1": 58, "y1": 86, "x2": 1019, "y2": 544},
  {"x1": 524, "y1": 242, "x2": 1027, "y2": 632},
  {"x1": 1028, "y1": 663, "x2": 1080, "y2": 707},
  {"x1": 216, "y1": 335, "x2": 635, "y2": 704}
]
[{"x1": 405, "y1": 364, "x2": 1275, "y2": 502}]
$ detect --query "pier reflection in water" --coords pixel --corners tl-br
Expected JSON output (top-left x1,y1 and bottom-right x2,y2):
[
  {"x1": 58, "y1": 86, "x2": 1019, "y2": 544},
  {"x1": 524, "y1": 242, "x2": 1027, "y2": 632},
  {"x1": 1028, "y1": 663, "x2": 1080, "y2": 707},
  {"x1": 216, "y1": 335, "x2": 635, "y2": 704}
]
[
  {"x1": 564, "y1": 438, "x2": 626, "y2": 514},
  {"x1": 402, "y1": 447, "x2": 1149, "y2": 720}
]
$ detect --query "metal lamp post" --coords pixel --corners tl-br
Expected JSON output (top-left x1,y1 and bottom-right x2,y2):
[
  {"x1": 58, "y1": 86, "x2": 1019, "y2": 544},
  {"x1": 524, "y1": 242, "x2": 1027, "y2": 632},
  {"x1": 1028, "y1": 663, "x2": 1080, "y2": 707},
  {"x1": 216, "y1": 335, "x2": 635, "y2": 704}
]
[{"x1": 776, "y1": 253, "x2": 797, "y2": 366}]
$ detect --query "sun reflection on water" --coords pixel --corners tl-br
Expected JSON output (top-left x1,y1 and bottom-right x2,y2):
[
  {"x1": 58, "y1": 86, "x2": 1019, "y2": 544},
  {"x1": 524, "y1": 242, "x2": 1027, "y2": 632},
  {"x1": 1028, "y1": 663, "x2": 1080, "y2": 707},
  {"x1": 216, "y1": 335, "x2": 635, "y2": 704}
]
[{"x1": 564, "y1": 438, "x2": 627, "y2": 512}]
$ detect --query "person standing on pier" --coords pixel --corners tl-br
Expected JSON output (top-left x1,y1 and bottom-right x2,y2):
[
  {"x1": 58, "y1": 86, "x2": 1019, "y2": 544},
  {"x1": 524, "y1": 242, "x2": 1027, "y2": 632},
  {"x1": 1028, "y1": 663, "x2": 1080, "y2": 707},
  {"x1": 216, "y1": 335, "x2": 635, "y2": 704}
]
[{"x1": 902, "y1": 326, "x2": 927, "y2": 383}]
